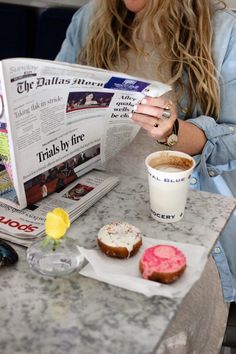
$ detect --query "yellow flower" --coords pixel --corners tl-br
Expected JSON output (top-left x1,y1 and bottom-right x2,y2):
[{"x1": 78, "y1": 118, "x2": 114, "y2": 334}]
[{"x1": 45, "y1": 208, "x2": 70, "y2": 240}]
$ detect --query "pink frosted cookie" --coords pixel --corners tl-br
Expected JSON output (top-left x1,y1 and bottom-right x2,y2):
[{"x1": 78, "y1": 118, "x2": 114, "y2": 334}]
[{"x1": 139, "y1": 245, "x2": 186, "y2": 284}]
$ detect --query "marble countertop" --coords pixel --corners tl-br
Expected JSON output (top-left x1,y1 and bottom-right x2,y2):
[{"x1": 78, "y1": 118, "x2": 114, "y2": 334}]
[{"x1": 0, "y1": 173, "x2": 235, "y2": 354}]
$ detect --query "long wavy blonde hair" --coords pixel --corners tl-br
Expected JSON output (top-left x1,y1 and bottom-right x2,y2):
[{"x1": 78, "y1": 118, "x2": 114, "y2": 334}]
[{"x1": 79, "y1": 0, "x2": 226, "y2": 118}]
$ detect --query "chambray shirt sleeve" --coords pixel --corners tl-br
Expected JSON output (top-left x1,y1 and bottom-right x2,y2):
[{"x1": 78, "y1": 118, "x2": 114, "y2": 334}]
[
  {"x1": 55, "y1": 2, "x2": 94, "y2": 64},
  {"x1": 187, "y1": 18, "x2": 236, "y2": 177}
]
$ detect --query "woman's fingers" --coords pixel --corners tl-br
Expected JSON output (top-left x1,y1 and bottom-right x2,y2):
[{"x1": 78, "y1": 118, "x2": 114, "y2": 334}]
[
  {"x1": 131, "y1": 112, "x2": 173, "y2": 140},
  {"x1": 141, "y1": 96, "x2": 171, "y2": 109},
  {"x1": 134, "y1": 103, "x2": 167, "y2": 120},
  {"x1": 131, "y1": 111, "x2": 160, "y2": 127},
  {"x1": 130, "y1": 96, "x2": 176, "y2": 140}
]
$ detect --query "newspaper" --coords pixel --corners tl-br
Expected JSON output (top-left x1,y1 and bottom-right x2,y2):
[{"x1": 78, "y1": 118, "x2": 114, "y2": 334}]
[
  {"x1": 0, "y1": 58, "x2": 170, "y2": 244},
  {"x1": 0, "y1": 169, "x2": 119, "y2": 247}
]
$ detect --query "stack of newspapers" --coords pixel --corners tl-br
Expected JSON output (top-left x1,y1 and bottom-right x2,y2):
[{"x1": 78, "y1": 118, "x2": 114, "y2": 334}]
[{"x1": 0, "y1": 170, "x2": 119, "y2": 247}]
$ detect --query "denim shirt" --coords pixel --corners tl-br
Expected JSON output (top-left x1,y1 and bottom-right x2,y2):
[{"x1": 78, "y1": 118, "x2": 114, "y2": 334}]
[{"x1": 56, "y1": 2, "x2": 236, "y2": 302}]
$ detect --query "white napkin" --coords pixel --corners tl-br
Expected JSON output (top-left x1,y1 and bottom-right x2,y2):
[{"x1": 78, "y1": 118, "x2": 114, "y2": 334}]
[{"x1": 78, "y1": 237, "x2": 208, "y2": 298}]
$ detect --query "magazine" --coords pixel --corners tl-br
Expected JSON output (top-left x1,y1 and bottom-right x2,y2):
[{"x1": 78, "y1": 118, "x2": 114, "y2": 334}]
[{"x1": 0, "y1": 58, "x2": 170, "y2": 210}]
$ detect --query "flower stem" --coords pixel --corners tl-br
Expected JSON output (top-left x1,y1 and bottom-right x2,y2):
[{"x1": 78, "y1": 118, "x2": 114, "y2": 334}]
[{"x1": 52, "y1": 240, "x2": 60, "y2": 251}]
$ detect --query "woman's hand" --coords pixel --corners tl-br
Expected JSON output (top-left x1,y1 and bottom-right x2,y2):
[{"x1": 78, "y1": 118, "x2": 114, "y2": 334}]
[
  {"x1": 130, "y1": 96, "x2": 177, "y2": 143},
  {"x1": 130, "y1": 95, "x2": 207, "y2": 155}
]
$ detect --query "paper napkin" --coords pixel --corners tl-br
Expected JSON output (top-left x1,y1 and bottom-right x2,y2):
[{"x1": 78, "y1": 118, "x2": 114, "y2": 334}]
[{"x1": 79, "y1": 237, "x2": 208, "y2": 298}]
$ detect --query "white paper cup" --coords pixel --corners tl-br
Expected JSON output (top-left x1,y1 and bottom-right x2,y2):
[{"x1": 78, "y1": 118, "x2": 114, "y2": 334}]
[{"x1": 145, "y1": 151, "x2": 196, "y2": 223}]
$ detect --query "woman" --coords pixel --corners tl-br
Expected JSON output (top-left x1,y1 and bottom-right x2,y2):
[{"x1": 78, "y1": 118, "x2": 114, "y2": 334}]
[
  {"x1": 79, "y1": 92, "x2": 99, "y2": 105},
  {"x1": 56, "y1": 0, "x2": 236, "y2": 351}
]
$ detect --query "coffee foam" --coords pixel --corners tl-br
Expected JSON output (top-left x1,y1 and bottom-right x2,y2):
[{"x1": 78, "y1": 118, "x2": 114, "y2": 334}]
[{"x1": 149, "y1": 154, "x2": 193, "y2": 172}]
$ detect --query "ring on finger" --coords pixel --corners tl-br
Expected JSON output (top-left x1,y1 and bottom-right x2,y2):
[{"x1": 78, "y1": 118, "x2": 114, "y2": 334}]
[
  {"x1": 161, "y1": 109, "x2": 171, "y2": 119},
  {"x1": 165, "y1": 99, "x2": 173, "y2": 110},
  {"x1": 154, "y1": 120, "x2": 159, "y2": 127}
]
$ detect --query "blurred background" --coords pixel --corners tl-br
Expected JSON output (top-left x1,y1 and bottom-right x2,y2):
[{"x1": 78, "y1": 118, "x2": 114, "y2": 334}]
[{"x1": 0, "y1": 0, "x2": 235, "y2": 61}]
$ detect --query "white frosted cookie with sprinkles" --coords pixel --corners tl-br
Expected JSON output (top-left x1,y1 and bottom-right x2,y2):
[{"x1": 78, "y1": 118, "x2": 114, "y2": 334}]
[{"x1": 97, "y1": 221, "x2": 142, "y2": 259}]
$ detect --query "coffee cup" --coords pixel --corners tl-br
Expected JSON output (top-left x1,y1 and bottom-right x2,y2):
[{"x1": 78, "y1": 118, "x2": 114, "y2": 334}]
[{"x1": 145, "y1": 150, "x2": 196, "y2": 223}]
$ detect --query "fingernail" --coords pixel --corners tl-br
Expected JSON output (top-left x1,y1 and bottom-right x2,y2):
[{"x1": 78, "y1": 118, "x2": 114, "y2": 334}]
[
  {"x1": 129, "y1": 113, "x2": 133, "y2": 118},
  {"x1": 133, "y1": 104, "x2": 137, "y2": 111},
  {"x1": 141, "y1": 98, "x2": 147, "y2": 104}
]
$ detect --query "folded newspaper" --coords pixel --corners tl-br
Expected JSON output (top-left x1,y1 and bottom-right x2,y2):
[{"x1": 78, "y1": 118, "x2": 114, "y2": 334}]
[
  {"x1": 0, "y1": 169, "x2": 119, "y2": 247},
  {"x1": 0, "y1": 58, "x2": 170, "y2": 245}
]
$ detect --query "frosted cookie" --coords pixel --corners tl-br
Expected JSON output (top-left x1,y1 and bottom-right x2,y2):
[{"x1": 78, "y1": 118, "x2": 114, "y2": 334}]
[
  {"x1": 97, "y1": 221, "x2": 142, "y2": 259},
  {"x1": 139, "y1": 245, "x2": 186, "y2": 284}
]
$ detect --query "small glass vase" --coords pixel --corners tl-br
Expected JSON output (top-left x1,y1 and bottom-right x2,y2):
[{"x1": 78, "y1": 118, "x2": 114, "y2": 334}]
[{"x1": 26, "y1": 237, "x2": 85, "y2": 277}]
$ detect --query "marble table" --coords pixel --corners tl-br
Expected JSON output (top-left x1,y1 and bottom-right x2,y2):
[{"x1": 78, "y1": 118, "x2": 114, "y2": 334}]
[{"x1": 0, "y1": 174, "x2": 235, "y2": 354}]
